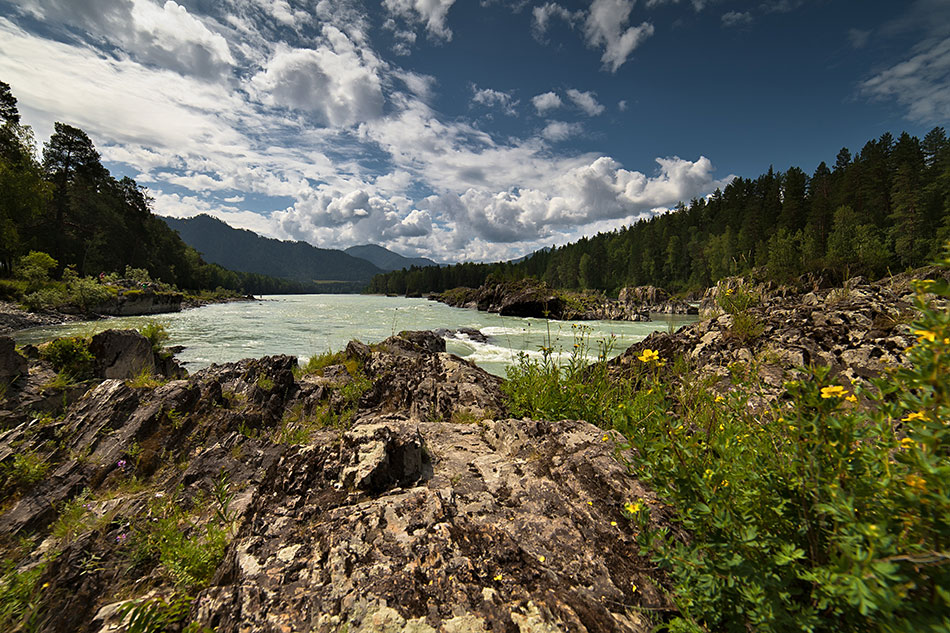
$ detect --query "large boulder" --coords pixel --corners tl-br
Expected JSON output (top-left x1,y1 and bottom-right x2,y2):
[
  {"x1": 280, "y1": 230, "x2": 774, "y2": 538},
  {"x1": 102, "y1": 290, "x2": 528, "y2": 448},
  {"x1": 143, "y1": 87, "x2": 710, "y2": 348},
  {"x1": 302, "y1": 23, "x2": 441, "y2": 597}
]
[
  {"x1": 0, "y1": 336, "x2": 27, "y2": 386},
  {"x1": 89, "y1": 329, "x2": 155, "y2": 379}
]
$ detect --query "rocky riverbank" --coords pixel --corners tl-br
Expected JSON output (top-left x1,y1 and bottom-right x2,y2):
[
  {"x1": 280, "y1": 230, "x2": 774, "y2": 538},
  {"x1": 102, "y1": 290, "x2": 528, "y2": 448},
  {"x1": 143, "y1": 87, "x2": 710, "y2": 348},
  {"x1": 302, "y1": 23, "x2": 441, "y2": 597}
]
[
  {"x1": 0, "y1": 328, "x2": 678, "y2": 633},
  {"x1": 0, "y1": 268, "x2": 940, "y2": 632},
  {"x1": 431, "y1": 279, "x2": 696, "y2": 322}
]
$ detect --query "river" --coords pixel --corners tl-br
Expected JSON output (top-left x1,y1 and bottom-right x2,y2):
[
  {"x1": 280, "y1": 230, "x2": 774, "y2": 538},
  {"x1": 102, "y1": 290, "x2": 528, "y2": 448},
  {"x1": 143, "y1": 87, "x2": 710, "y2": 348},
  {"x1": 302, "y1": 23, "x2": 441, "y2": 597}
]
[{"x1": 12, "y1": 295, "x2": 697, "y2": 377}]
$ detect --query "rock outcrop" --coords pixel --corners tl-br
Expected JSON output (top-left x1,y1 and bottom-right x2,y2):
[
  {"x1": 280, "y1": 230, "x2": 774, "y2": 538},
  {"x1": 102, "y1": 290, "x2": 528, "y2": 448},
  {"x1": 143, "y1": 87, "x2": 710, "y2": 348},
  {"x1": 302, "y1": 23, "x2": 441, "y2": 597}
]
[
  {"x1": 434, "y1": 279, "x2": 652, "y2": 322},
  {"x1": 0, "y1": 330, "x2": 674, "y2": 633},
  {"x1": 610, "y1": 272, "x2": 928, "y2": 398},
  {"x1": 0, "y1": 336, "x2": 27, "y2": 386}
]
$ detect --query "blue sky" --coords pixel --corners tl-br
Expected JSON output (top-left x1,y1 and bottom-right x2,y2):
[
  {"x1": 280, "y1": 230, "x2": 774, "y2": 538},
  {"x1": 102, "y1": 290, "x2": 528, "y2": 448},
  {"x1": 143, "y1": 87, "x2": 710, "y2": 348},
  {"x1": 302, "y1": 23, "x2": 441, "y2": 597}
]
[{"x1": 0, "y1": 1, "x2": 946, "y2": 263}]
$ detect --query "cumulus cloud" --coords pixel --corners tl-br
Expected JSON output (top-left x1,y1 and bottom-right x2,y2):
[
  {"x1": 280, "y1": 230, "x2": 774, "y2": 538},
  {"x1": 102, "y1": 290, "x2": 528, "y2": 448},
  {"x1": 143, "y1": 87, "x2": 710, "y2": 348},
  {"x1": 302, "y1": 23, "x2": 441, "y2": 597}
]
[
  {"x1": 541, "y1": 121, "x2": 583, "y2": 141},
  {"x1": 251, "y1": 26, "x2": 384, "y2": 127},
  {"x1": 721, "y1": 11, "x2": 753, "y2": 28},
  {"x1": 472, "y1": 86, "x2": 519, "y2": 115},
  {"x1": 531, "y1": 91, "x2": 563, "y2": 114},
  {"x1": 861, "y1": 35, "x2": 950, "y2": 122},
  {"x1": 618, "y1": 99, "x2": 628, "y2": 111},
  {"x1": 383, "y1": 0, "x2": 457, "y2": 42},
  {"x1": 584, "y1": 0, "x2": 654, "y2": 72},
  {"x1": 272, "y1": 186, "x2": 434, "y2": 247},
  {"x1": 567, "y1": 89, "x2": 605, "y2": 116},
  {"x1": 422, "y1": 155, "x2": 728, "y2": 245}
]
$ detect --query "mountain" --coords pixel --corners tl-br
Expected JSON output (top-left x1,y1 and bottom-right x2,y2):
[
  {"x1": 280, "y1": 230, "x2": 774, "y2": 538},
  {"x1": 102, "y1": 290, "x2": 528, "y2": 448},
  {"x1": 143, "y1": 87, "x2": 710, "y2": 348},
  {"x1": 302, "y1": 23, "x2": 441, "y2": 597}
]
[
  {"x1": 344, "y1": 244, "x2": 438, "y2": 271},
  {"x1": 163, "y1": 215, "x2": 384, "y2": 289}
]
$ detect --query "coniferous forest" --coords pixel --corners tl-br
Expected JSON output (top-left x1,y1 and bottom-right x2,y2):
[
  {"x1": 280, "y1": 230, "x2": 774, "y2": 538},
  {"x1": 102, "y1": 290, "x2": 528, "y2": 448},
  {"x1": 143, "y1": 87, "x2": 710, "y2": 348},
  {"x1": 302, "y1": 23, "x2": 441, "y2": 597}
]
[
  {"x1": 0, "y1": 81, "x2": 315, "y2": 295},
  {"x1": 369, "y1": 127, "x2": 950, "y2": 296}
]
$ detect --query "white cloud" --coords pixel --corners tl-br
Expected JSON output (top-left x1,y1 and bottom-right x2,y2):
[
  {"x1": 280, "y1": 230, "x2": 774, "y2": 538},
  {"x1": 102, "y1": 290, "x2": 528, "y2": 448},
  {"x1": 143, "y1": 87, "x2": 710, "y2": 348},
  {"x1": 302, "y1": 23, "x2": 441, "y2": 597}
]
[
  {"x1": 21, "y1": 0, "x2": 235, "y2": 79},
  {"x1": 250, "y1": 27, "x2": 384, "y2": 127},
  {"x1": 861, "y1": 35, "x2": 950, "y2": 122},
  {"x1": 618, "y1": 99, "x2": 628, "y2": 111},
  {"x1": 848, "y1": 28, "x2": 871, "y2": 48},
  {"x1": 531, "y1": 2, "x2": 582, "y2": 38},
  {"x1": 531, "y1": 91, "x2": 563, "y2": 114},
  {"x1": 395, "y1": 70, "x2": 437, "y2": 101},
  {"x1": 645, "y1": 0, "x2": 707, "y2": 10},
  {"x1": 584, "y1": 0, "x2": 654, "y2": 72},
  {"x1": 567, "y1": 89, "x2": 605, "y2": 116},
  {"x1": 721, "y1": 11, "x2": 753, "y2": 28},
  {"x1": 472, "y1": 86, "x2": 519, "y2": 115},
  {"x1": 421, "y1": 155, "x2": 730, "y2": 246},
  {"x1": 541, "y1": 121, "x2": 583, "y2": 141},
  {"x1": 383, "y1": 0, "x2": 457, "y2": 42}
]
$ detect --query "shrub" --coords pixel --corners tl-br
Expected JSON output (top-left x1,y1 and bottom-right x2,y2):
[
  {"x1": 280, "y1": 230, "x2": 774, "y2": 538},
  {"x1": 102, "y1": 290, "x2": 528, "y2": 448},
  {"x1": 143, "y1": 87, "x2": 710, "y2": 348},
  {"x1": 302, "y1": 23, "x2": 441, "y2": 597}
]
[
  {"x1": 15, "y1": 251, "x2": 56, "y2": 292},
  {"x1": 139, "y1": 321, "x2": 170, "y2": 354},
  {"x1": 40, "y1": 336, "x2": 94, "y2": 379}
]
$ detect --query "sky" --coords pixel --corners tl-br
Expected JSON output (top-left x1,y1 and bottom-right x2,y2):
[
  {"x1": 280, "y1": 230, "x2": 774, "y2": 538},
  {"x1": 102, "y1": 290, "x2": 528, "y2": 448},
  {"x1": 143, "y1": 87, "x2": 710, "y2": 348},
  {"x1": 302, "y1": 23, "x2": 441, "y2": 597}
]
[{"x1": 0, "y1": 1, "x2": 947, "y2": 263}]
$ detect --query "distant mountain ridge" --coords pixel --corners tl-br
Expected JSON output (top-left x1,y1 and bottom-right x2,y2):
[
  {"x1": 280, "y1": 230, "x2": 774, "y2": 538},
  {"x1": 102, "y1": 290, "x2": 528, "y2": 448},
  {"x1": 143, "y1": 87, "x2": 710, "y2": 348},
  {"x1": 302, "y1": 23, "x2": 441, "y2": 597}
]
[
  {"x1": 162, "y1": 215, "x2": 384, "y2": 288},
  {"x1": 344, "y1": 244, "x2": 438, "y2": 271}
]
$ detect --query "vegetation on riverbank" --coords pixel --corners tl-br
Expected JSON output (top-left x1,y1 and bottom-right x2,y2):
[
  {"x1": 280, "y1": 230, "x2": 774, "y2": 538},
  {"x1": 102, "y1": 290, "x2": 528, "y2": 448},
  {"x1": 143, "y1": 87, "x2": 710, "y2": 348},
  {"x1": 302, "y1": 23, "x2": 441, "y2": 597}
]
[
  {"x1": 502, "y1": 255, "x2": 950, "y2": 632},
  {"x1": 0, "y1": 81, "x2": 316, "y2": 300}
]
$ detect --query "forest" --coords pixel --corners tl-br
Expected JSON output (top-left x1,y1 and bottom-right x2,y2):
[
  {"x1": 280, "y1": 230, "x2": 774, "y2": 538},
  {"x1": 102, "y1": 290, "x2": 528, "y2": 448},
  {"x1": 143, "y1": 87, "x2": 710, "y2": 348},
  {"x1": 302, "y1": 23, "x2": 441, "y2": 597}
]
[
  {"x1": 369, "y1": 126, "x2": 950, "y2": 296},
  {"x1": 0, "y1": 81, "x2": 316, "y2": 296}
]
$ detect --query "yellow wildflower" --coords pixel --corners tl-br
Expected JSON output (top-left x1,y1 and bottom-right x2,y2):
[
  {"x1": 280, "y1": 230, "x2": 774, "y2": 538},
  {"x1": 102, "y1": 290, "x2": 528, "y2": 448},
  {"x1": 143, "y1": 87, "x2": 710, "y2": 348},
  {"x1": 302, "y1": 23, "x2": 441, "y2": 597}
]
[
  {"x1": 610, "y1": 521, "x2": 618, "y2": 526},
  {"x1": 624, "y1": 500, "x2": 644, "y2": 515},
  {"x1": 631, "y1": 584, "x2": 638, "y2": 593},
  {"x1": 715, "y1": 394, "x2": 724, "y2": 403},
  {"x1": 724, "y1": 287, "x2": 734, "y2": 296},
  {"x1": 900, "y1": 437, "x2": 916, "y2": 450},
  {"x1": 820, "y1": 385, "x2": 848, "y2": 399},
  {"x1": 588, "y1": 501, "x2": 593, "y2": 506},
  {"x1": 905, "y1": 474, "x2": 927, "y2": 493},
  {"x1": 637, "y1": 348, "x2": 660, "y2": 363},
  {"x1": 915, "y1": 329, "x2": 937, "y2": 343},
  {"x1": 846, "y1": 394, "x2": 857, "y2": 403},
  {"x1": 538, "y1": 555, "x2": 546, "y2": 563},
  {"x1": 602, "y1": 434, "x2": 609, "y2": 441},
  {"x1": 493, "y1": 574, "x2": 503, "y2": 581},
  {"x1": 902, "y1": 411, "x2": 929, "y2": 422}
]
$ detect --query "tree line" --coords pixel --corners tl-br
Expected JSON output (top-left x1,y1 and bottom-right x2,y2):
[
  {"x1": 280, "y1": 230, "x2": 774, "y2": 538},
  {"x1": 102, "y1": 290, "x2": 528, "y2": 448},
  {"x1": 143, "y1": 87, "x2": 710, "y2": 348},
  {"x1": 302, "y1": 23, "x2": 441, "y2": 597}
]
[
  {"x1": 0, "y1": 81, "x2": 315, "y2": 295},
  {"x1": 369, "y1": 127, "x2": 950, "y2": 296}
]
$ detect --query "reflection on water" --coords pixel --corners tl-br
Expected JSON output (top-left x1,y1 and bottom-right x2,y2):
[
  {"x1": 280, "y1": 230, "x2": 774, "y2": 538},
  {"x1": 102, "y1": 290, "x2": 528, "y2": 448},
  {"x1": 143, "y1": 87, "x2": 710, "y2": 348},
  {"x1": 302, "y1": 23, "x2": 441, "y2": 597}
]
[{"x1": 13, "y1": 295, "x2": 697, "y2": 377}]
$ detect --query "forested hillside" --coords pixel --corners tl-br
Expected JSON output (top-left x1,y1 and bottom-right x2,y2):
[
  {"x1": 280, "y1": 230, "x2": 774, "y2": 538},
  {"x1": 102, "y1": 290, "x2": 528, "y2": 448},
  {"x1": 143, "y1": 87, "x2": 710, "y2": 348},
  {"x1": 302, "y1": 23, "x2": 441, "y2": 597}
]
[
  {"x1": 369, "y1": 127, "x2": 950, "y2": 296},
  {"x1": 164, "y1": 215, "x2": 384, "y2": 291},
  {"x1": 0, "y1": 81, "x2": 311, "y2": 295}
]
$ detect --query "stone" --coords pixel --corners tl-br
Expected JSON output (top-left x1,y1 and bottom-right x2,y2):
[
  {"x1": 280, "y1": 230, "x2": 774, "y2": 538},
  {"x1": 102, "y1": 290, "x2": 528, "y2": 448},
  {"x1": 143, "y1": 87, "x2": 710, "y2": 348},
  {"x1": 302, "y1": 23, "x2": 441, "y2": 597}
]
[
  {"x1": 89, "y1": 329, "x2": 155, "y2": 379},
  {"x1": 0, "y1": 336, "x2": 27, "y2": 385}
]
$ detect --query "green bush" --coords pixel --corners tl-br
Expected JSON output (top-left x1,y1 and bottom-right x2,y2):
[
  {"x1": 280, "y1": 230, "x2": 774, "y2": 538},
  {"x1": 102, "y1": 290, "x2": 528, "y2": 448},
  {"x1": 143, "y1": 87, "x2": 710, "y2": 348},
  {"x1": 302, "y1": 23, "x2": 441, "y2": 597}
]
[
  {"x1": 62, "y1": 266, "x2": 113, "y2": 311},
  {"x1": 22, "y1": 286, "x2": 68, "y2": 311},
  {"x1": 139, "y1": 321, "x2": 169, "y2": 354},
  {"x1": 40, "y1": 336, "x2": 94, "y2": 379},
  {"x1": 503, "y1": 324, "x2": 629, "y2": 426},
  {"x1": 14, "y1": 251, "x2": 56, "y2": 292}
]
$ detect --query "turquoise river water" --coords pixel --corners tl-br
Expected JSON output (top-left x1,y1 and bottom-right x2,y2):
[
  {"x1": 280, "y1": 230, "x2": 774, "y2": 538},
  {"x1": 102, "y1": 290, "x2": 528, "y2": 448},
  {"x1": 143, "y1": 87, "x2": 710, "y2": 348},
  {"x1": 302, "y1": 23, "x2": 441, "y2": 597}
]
[{"x1": 12, "y1": 295, "x2": 697, "y2": 377}]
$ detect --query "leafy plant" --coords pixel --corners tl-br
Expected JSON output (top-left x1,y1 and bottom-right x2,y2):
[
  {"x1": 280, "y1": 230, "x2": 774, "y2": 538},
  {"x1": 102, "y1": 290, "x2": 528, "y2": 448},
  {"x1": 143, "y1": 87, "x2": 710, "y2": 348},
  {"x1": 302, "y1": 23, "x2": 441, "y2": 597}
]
[
  {"x1": 138, "y1": 321, "x2": 170, "y2": 354},
  {"x1": 117, "y1": 592, "x2": 193, "y2": 633},
  {"x1": 40, "y1": 336, "x2": 94, "y2": 380},
  {"x1": 0, "y1": 558, "x2": 47, "y2": 631},
  {"x1": 1, "y1": 451, "x2": 49, "y2": 491}
]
